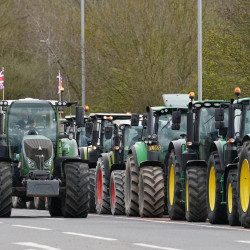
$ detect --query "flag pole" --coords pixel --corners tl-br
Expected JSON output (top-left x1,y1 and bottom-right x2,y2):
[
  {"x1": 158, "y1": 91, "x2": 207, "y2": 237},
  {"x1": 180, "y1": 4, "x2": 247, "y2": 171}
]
[{"x1": 2, "y1": 67, "x2": 4, "y2": 100}]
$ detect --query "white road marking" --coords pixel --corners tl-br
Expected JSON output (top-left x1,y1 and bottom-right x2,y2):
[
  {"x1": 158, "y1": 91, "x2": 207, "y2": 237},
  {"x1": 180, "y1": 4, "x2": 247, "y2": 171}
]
[
  {"x1": 63, "y1": 232, "x2": 117, "y2": 241},
  {"x1": 42, "y1": 218, "x2": 64, "y2": 221},
  {"x1": 13, "y1": 242, "x2": 60, "y2": 250},
  {"x1": 12, "y1": 225, "x2": 52, "y2": 231},
  {"x1": 236, "y1": 240, "x2": 250, "y2": 244},
  {"x1": 134, "y1": 243, "x2": 180, "y2": 250},
  {"x1": 0, "y1": 221, "x2": 3, "y2": 223},
  {"x1": 89, "y1": 215, "x2": 250, "y2": 232}
]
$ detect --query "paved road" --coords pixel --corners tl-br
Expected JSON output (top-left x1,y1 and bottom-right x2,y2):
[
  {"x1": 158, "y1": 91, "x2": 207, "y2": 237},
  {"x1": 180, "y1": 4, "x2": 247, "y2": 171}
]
[{"x1": 0, "y1": 209, "x2": 249, "y2": 250}]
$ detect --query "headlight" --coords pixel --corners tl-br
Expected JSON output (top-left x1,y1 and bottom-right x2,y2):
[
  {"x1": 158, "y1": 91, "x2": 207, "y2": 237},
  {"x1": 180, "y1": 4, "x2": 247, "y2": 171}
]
[
  {"x1": 148, "y1": 140, "x2": 152, "y2": 144},
  {"x1": 44, "y1": 158, "x2": 52, "y2": 168},
  {"x1": 27, "y1": 158, "x2": 35, "y2": 168},
  {"x1": 148, "y1": 135, "x2": 151, "y2": 139},
  {"x1": 152, "y1": 134, "x2": 157, "y2": 140}
]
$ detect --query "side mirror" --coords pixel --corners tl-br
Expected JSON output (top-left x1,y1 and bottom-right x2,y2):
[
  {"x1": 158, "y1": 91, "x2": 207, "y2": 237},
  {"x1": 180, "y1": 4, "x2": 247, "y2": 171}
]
[
  {"x1": 104, "y1": 126, "x2": 113, "y2": 140},
  {"x1": 85, "y1": 122, "x2": 93, "y2": 138},
  {"x1": 75, "y1": 106, "x2": 85, "y2": 126},
  {"x1": 172, "y1": 111, "x2": 181, "y2": 124},
  {"x1": 172, "y1": 124, "x2": 180, "y2": 130},
  {"x1": 215, "y1": 121, "x2": 225, "y2": 130},
  {"x1": 215, "y1": 108, "x2": 224, "y2": 122},
  {"x1": 131, "y1": 113, "x2": 139, "y2": 126}
]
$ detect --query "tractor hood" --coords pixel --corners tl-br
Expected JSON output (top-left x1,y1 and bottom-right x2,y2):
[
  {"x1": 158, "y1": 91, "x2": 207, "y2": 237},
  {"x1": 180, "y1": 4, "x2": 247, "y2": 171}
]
[{"x1": 22, "y1": 135, "x2": 53, "y2": 170}]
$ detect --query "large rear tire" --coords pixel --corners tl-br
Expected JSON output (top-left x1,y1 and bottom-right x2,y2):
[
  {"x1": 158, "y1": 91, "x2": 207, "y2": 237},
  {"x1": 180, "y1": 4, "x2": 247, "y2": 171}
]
[
  {"x1": 95, "y1": 158, "x2": 110, "y2": 214},
  {"x1": 238, "y1": 141, "x2": 250, "y2": 228},
  {"x1": 63, "y1": 162, "x2": 89, "y2": 218},
  {"x1": 185, "y1": 166, "x2": 207, "y2": 222},
  {"x1": 124, "y1": 154, "x2": 139, "y2": 216},
  {"x1": 226, "y1": 169, "x2": 240, "y2": 226},
  {"x1": 12, "y1": 196, "x2": 26, "y2": 209},
  {"x1": 34, "y1": 197, "x2": 45, "y2": 210},
  {"x1": 139, "y1": 166, "x2": 164, "y2": 218},
  {"x1": 207, "y1": 152, "x2": 227, "y2": 224},
  {"x1": 110, "y1": 170, "x2": 125, "y2": 215},
  {"x1": 49, "y1": 197, "x2": 62, "y2": 217},
  {"x1": 89, "y1": 168, "x2": 96, "y2": 213},
  {"x1": 167, "y1": 150, "x2": 185, "y2": 220},
  {"x1": 0, "y1": 162, "x2": 12, "y2": 217},
  {"x1": 26, "y1": 200, "x2": 35, "y2": 209}
]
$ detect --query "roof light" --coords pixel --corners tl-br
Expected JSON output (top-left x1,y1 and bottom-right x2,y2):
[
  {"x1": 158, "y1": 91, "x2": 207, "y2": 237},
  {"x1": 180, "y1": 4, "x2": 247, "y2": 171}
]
[
  {"x1": 189, "y1": 92, "x2": 195, "y2": 99},
  {"x1": 234, "y1": 87, "x2": 241, "y2": 96},
  {"x1": 84, "y1": 106, "x2": 90, "y2": 111}
]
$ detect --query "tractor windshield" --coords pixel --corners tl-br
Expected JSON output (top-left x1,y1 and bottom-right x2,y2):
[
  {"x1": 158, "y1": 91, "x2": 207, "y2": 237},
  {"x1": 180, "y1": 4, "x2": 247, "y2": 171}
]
[
  {"x1": 7, "y1": 101, "x2": 57, "y2": 159},
  {"x1": 124, "y1": 126, "x2": 143, "y2": 160},
  {"x1": 158, "y1": 113, "x2": 187, "y2": 163}
]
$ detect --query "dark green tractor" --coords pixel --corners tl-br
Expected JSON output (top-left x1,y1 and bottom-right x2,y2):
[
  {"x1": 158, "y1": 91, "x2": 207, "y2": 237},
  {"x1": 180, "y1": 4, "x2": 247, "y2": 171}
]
[
  {"x1": 125, "y1": 94, "x2": 189, "y2": 217},
  {"x1": 95, "y1": 114, "x2": 145, "y2": 215},
  {"x1": 167, "y1": 94, "x2": 229, "y2": 222},
  {"x1": 0, "y1": 99, "x2": 89, "y2": 218},
  {"x1": 79, "y1": 113, "x2": 132, "y2": 212},
  {"x1": 207, "y1": 88, "x2": 250, "y2": 228}
]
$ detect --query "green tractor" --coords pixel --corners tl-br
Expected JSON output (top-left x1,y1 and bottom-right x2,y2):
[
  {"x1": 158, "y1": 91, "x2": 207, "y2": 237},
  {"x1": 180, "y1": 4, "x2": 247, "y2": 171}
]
[
  {"x1": 125, "y1": 94, "x2": 189, "y2": 217},
  {"x1": 0, "y1": 98, "x2": 89, "y2": 218},
  {"x1": 95, "y1": 114, "x2": 145, "y2": 215},
  {"x1": 207, "y1": 88, "x2": 250, "y2": 228},
  {"x1": 79, "y1": 113, "x2": 132, "y2": 212},
  {"x1": 167, "y1": 93, "x2": 230, "y2": 222}
]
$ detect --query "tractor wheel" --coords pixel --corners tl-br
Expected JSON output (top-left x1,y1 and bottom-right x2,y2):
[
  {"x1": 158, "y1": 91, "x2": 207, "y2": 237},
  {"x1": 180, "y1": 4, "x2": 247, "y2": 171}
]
[
  {"x1": 110, "y1": 170, "x2": 125, "y2": 215},
  {"x1": 34, "y1": 197, "x2": 45, "y2": 210},
  {"x1": 12, "y1": 197, "x2": 26, "y2": 209},
  {"x1": 226, "y1": 169, "x2": 240, "y2": 226},
  {"x1": 0, "y1": 162, "x2": 12, "y2": 217},
  {"x1": 48, "y1": 197, "x2": 62, "y2": 217},
  {"x1": 63, "y1": 162, "x2": 89, "y2": 218},
  {"x1": 185, "y1": 166, "x2": 207, "y2": 222},
  {"x1": 95, "y1": 158, "x2": 110, "y2": 214},
  {"x1": 167, "y1": 150, "x2": 185, "y2": 220},
  {"x1": 238, "y1": 141, "x2": 250, "y2": 228},
  {"x1": 125, "y1": 154, "x2": 139, "y2": 216},
  {"x1": 26, "y1": 200, "x2": 35, "y2": 209},
  {"x1": 207, "y1": 152, "x2": 227, "y2": 224},
  {"x1": 89, "y1": 168, "x2": 96, "y2": 213},
  {"x1": 138, "y1": 166, "x2": 164, "y2": 217}
]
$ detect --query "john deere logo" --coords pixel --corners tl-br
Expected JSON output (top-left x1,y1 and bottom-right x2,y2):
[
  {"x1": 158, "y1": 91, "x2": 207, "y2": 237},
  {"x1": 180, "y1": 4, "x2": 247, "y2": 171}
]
[{"x1": 38, "y1": 145, "x2": 42, "y2": 151}]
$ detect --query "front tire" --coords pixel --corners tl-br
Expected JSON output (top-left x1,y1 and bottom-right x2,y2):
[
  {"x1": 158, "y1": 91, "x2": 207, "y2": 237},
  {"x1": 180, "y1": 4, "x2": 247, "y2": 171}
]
[
  {"x1": 0, "y1": 162, "x2": 12, "y2": 217},
  {"x1": 34, "y1": 197, "x2": 45, "y2": 210},
  {"x1": 207, "y1": 152, "x2": 227, "y2": 224},
  {"x1": 226, "y1": 169, "x2": 240, "y2": 226},
  {"x1": 110, "y1": 170, "x2": 125, "y2": 215},
  {"x1": 138, "y1": 166, "x2": 164, "y2": 218},
  {"x1": 238, "y1": 141, "x2": 250, "y2": 228},
  {"x1": 63, "y1": 162, "x2": 89, "y2": 218},
  {"x1": 124, "y1": 154, "x2": 139, "y2": 216},
  {"x1": 167, "y1": 150, "x2": 185, "y2": 220},
  {"x1": 95, "y1": 158, "x2": 110, "y2": 214},
  {"x1": 12, "y1": 196, "x2": 26, "y2": 209},
  {"x1": 185, "y1": 166, "x2": 207, "y2": 222},
  {"x1": 89, "y1": 168, "x2": 96, "y2": 213}
]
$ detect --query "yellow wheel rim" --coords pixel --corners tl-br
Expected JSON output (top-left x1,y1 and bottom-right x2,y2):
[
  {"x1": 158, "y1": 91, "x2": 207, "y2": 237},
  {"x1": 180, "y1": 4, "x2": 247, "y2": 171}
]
[
  {"x1": 228, "y1": 183, "x2": 233, "y2": 213},
  {"x1": 209, "y1": 166, "x2": 216, "y2": 211},
  {"x1": 240, "y1": 159, "x2": 250, "y2": 212},
  {"x1": 186, "y1": 180, "x2": 189, "y2": 212},
  {"x1": 169, "y1": 164, "x2": 174, "y2": 205}
]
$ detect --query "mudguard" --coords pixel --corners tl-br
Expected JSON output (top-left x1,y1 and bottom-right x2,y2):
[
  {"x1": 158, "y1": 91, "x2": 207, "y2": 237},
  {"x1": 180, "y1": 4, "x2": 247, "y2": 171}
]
[
  {"x1": 61, "y1": 138, "x2": 78, "y2": 157},
  {"x1": 100, "y1": 152, "x2": 114, "y2": 178},
  {"x1": 210, "y1": 140, "x2": 226, "y2": 171},
  {"x1": 168, "y1": 139, "x2": 186, "y2": 164},
  {"x1": 128, "y1": 142, "x2": 147, "y2": 168},
  {"x1": 242, "y1": 134, "x2": 250, "y2": 144}
]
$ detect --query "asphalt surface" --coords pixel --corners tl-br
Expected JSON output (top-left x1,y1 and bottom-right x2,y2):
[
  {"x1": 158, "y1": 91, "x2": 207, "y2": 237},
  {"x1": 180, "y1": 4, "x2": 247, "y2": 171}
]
[{"x1": 0, "y1": 209, "x2": 249, "y2": 250}]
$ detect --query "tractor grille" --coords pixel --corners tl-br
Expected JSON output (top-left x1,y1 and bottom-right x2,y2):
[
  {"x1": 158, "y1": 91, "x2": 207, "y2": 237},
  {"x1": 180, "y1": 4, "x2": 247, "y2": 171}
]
[{"x1": 24, "y1": 139, "x2": 53, "y2": 168}]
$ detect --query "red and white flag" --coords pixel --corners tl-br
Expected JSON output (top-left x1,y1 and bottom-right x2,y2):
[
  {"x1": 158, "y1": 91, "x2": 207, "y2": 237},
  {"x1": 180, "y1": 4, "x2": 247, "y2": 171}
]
[
  {"x1": 57, "y1": 71, "x2": 62, "y2": 94},
  {"x1": 0, "y1": 69, "x2": 4, "y2": 90}
]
